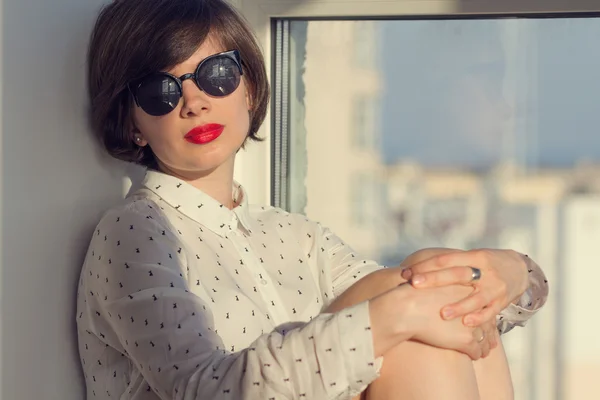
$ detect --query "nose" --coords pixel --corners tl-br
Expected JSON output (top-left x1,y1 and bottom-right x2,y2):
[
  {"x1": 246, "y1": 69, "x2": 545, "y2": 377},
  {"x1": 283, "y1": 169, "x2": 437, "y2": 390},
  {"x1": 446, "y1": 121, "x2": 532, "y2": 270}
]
[{"x1": 179, "y1": 78, "x2": 210, "y2": 118}]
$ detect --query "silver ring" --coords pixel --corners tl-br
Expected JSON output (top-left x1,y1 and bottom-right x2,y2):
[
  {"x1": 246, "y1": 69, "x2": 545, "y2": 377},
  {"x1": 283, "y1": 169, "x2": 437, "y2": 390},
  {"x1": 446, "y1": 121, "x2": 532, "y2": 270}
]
[
  {"x1": 477, "y1": 331, "x2": 486, "y2": 343},
  {"x1": 470, "y1": 267, "x2": 482, "y2": 282}
]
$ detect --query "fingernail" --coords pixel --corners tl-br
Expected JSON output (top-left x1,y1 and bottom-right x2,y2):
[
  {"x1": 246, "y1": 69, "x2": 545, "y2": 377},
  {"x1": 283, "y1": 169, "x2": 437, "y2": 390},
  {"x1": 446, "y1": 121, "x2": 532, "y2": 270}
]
[
  {"x1": 411, "y1": 275, "x2": 425, "y2": 285},
  {"x1": 401, "y1": 268, "x2": 412, "y2": 279},
  {"x1": 464, "y1": 317, "x2": 475, "y2": 326},
  {"x1": 442, "y1": 309, "x2": 454, "y2": 319}
]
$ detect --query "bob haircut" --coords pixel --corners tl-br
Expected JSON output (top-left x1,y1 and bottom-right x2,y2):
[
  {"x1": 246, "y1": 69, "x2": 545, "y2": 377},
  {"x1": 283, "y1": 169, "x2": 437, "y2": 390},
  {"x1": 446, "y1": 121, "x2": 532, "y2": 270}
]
[{"x1": 87, "y1": 0, "x2": 269, "y2": 168}]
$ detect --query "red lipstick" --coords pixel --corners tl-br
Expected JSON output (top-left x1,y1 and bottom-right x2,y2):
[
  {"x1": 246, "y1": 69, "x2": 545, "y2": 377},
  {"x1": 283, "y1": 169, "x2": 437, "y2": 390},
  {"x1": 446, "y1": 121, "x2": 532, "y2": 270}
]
[{"x1": 184, "y1": 124, "x2": 224, "y2": 144}]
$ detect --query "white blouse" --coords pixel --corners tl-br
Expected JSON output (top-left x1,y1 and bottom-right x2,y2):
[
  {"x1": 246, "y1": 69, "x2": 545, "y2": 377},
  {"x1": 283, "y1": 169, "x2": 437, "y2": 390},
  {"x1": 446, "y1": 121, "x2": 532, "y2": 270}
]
[{"x1": 76, "y1": 170, "x2": 548, "y2": 400}]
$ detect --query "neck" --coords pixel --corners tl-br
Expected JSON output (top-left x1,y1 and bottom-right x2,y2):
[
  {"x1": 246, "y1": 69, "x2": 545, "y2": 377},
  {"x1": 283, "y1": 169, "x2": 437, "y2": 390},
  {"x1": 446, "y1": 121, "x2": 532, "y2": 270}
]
[{"x1": 157, "y1": 157, "x2": 237, "y2": 209}]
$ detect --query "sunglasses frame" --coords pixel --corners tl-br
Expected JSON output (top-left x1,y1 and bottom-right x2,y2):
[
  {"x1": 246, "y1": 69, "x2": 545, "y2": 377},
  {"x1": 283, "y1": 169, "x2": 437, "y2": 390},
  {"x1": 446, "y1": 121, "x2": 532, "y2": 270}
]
[{"x1": 128, "y1": 49, "x2": 244, "y2": 114}]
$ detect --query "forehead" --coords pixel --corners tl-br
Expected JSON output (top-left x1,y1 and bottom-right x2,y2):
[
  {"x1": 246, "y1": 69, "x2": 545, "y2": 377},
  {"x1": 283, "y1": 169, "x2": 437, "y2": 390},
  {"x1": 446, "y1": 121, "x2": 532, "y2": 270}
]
[{"x1": 167, "y1": 36, "x2": 225, "y2": 75}]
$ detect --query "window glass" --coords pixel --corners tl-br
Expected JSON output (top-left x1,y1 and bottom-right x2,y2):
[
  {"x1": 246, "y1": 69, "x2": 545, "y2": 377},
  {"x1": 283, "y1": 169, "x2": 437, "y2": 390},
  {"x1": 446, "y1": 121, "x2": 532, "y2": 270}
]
[{"x1": 282, "y1": 17, "x2": 600, "y2": 400}]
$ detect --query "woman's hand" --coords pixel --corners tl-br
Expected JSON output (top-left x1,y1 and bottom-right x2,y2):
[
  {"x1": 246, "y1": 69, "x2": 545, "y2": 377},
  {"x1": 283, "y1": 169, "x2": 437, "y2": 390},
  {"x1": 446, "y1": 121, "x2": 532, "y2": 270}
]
[
  {"x1": 369, "y1": 282, "x2": 489, "y2": 361},
  {"x1": 479, "y1": 318, "x2": 499, "y2": 357},
  {"x1": 401, "y1": 248, "x2": 529, "y2": 328}
]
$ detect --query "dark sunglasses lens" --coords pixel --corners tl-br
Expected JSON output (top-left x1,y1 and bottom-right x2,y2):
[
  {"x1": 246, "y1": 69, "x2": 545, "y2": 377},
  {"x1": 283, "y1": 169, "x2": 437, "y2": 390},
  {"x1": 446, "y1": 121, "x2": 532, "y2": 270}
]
[
  {"x1": 196, "y1": 56, "x2": 241, "y2": 97},
  {"x1": 136, "y1": 75, "x2": 181, "y2": 116}
]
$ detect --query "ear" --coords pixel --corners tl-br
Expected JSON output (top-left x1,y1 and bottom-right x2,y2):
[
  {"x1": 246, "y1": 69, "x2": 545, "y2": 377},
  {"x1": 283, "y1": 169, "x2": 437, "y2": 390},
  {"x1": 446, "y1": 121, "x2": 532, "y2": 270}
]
[
  {"x1": 133, "y1": 134, "x2": 148, "y2": 147},
  {"x1": 243, "y1": 77, "x2": 252, "y2": 111},
  {"x1": 131, "y1": 125, "x2": 148, "y2": 147},
  {"x1": 245, "y1": 88, "x2": 252, "y2": 112},
  {"x1": 129, "y1": 115, "x2": 148, "y2": 147}
]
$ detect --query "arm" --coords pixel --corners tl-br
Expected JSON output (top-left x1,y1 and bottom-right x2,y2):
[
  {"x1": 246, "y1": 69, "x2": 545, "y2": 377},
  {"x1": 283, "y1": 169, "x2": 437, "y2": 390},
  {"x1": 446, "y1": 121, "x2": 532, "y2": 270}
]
[
  {"x1": 325, "y1": 246, "x2": 547, "y2": 335},
  {"x1": 312, "y1": 223, "x2": 388, "y2": 304},
  {"x1": 311, "y1": 226, "x2": 486, "y2": 360},
  {"x1": 322, "y1": 248, "x2": 501, "y2": 359},
  {"x1": 85, "y1": 208, "x2": 381, "y2": 400},
  {"x1": 323, "y1": 248, "x2": 447, "y2": 314}
]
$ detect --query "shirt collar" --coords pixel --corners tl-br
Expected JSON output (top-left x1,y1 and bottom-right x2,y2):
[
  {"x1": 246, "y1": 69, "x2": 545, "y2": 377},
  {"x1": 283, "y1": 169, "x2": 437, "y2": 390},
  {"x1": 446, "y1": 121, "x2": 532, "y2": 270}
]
[{"x1": 140, "y1": 170, "x2": 256, "y2": 237}]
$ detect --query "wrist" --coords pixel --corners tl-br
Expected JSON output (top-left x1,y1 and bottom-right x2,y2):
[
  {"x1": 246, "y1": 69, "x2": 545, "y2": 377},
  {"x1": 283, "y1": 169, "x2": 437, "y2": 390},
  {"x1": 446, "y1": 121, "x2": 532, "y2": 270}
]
[
  {"x1": 368, "y1": 284, "x2": 414, "y2": 357},
  {"x1": 513, "y1": 251, "x2": 531, "y2": 301}
]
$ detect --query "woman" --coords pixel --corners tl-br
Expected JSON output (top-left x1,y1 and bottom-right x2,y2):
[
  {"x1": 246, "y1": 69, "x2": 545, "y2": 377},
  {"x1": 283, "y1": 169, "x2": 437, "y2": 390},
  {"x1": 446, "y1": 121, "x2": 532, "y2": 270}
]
[{"x1": 77, "y1": 0, "x2": 548, "y2": 399}]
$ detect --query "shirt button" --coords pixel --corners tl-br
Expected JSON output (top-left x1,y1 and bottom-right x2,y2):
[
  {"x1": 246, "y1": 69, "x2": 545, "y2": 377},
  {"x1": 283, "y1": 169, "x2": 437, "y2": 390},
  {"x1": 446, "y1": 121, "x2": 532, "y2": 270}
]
[{"x1": 260, "y1": 279, "x2": 268, "y2": 285}]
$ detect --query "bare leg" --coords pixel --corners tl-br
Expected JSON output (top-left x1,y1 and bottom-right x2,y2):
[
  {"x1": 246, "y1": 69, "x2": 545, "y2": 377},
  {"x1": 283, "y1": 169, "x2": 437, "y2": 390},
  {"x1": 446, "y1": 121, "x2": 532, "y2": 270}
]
[
  {"x1": 352, "y1": 342, "x2": 513, "y2": 400},
  {"x1": 364, "y1": 329, "x2": 514, "y2": 400},
  {"x1": 473, "y1": 338, "x2": 514, "y2": 400},
  {"x1": 366, "y1": 340, "x2": 480, "y2": 400}
]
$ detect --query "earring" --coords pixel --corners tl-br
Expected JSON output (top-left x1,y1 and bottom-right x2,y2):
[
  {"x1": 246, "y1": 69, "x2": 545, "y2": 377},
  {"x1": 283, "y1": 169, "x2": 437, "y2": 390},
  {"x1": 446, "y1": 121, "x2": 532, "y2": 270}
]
[{"x1": 135, "y1": 136, "x2": 142, "y2": 143}]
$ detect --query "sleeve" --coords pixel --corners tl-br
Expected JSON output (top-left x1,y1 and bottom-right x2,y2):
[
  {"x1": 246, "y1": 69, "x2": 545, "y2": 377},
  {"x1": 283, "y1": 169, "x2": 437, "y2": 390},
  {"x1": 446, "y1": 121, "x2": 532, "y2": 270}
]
[
  {"x1": 310, "y1": 222, "x2": 387, "y2": 386},
  {"x1": 314, "y1": 223, "x2": 387, "y2": 299},
  {"x1": 85, "y1": 207, "x2": 381, "y2": 400},
  {"x1": 497, "y1": 254, "x2": 549, "y2": 335}
]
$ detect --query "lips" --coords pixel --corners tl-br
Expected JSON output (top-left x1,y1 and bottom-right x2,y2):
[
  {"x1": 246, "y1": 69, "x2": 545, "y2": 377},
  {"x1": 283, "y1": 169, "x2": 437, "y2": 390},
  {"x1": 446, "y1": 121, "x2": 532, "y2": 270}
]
[{"x1": 184, "y1": 124, "x2": 224, "y2": 144}]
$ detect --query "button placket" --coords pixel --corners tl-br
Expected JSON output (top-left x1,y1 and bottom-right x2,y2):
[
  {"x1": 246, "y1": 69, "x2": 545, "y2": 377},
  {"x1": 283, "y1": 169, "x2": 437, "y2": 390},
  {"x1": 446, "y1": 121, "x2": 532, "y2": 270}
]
[{"x1": 228, "y1": 231, "x2": 290, "y2": 325}]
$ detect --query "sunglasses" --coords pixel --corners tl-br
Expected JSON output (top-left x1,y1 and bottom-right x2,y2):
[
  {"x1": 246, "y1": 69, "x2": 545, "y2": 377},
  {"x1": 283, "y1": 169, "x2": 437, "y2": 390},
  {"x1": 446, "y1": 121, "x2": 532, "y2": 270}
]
[{"x1": 129, "y1": 50, "x2": 243, "y2": 117}]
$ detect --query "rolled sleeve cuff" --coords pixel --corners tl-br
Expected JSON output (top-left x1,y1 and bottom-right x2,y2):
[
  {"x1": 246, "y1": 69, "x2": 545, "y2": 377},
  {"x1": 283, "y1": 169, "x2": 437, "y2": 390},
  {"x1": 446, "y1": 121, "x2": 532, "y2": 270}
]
[
  {"x1": 497, "y1": 254, "x2": 549, "y2": 335},
  {"x1": 497, "y1": 302, "x2": 536, "y2": 334}
]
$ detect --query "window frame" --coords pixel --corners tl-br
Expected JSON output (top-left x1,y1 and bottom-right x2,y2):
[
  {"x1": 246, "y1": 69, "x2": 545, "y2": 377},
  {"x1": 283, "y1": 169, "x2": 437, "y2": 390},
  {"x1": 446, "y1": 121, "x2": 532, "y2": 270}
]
[
  {"x1": 234, "y1": 0, "x2": 600, "y2": 206},
  {"x1": 232, "y1": 3, "x2": 600, "y2": 398}
]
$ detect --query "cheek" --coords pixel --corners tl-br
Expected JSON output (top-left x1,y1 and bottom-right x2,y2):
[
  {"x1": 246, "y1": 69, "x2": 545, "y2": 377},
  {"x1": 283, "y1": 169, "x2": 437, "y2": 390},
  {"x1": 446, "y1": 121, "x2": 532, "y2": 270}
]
[
  {"x1": 134, "y1": 111, "x2": 178, "y2": 148},
  {"x1": 241, "y1": 77, "x2": 252, "y2": 111},
  {"x1": 132, "y1": 108, "x2": 155, "y2": 134},
  {"x1": 227, "y1": 92, "x2": 252, "y2": 132}
]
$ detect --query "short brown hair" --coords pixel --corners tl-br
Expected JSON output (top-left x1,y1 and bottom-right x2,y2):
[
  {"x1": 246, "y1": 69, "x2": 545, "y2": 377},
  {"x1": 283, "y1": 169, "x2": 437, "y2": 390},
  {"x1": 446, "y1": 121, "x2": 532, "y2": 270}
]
[{"x1": 87, "y1": 0, "x2": 269, "y2": 167}]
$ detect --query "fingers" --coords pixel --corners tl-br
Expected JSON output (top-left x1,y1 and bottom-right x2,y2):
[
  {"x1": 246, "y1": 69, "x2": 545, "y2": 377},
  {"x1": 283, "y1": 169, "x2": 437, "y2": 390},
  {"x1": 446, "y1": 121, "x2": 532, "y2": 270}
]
[
  {"x1": 472, "y1": 326, "x2": 491, "y2": 359},
  {"x1": 402, "y1": 249, "x2": 492, "y2": 288},
  {"x1": 466, "y1": 342, "x2": 483, "y2": 361},
  {"x1": 441, "y1": 292, "x2": 491, "y2": 322},
  {"x1": 467, "y1": 327, "x2": 485, "y2": 360},
  {"x1": 472, "y1": 327, "x2": 485, "y2": 343},
  {"x1": 476, "y1": 320, "x2": 498, "y2": 358},
  {"x1": 486, "y1": 322, "x2": 498, "y2": 350},
  {"x1": 409, "y1": 266, "x2": 478, "y2": 288},
  {"x1": 400, "y1": 252, "x2": 456, "y2": 280},
  {"x1": 462, "y1": 308, "x2": 498, "y2": 359},
  {"x1": 461, "y1": 301, "x2": 501, "y2": 327},
  {"x1": 480, "y1": 334, "x2": 491, "y2": 358},
  {"x1": 405, "y1": 249, "x2": 488, "y2": 275},
  {"x1": 481, "y1": 322, "x2": 496, "y2": 357}
]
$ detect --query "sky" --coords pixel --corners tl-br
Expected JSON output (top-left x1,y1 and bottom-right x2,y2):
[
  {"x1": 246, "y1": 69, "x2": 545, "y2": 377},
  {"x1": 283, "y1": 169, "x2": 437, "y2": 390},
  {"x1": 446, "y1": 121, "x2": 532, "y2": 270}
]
[{"x1": 380, "y1": 17, "x2": 600, "y2": 168}]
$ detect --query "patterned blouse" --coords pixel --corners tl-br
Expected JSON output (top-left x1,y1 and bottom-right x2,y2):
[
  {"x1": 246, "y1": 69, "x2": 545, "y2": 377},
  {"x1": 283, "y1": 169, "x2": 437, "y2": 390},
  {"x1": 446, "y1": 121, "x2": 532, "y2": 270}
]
[{"x1": 76, "y1": 170, "x2": 548, "y2": 400}]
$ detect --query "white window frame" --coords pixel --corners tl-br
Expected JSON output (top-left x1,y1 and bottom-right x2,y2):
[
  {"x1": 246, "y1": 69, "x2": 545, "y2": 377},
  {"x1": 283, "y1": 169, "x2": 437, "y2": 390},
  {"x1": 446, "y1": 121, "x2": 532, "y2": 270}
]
[{"x1": 233, "y1": 0, "x2": 600, "y2": 206}]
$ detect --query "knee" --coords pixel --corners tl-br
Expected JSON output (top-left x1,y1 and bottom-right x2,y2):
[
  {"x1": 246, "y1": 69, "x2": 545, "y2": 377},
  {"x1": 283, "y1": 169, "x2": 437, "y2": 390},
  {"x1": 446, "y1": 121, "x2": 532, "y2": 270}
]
[
  {"x1": 373, "y1": 339, "x2": 477, "y2": 396},
  {"x1": 431, "y1": 284, "x2": 475, "y2": 304},
  {"x1": 400, "y1": 247, "x2": 463, "y2": 267}
]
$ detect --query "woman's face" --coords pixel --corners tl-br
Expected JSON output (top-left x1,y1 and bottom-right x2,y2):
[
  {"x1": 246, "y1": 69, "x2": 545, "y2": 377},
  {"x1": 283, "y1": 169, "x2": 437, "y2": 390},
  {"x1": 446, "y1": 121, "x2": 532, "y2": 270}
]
[{"x1": 131, "y1": 38, "x2": 251, "y2": 179}]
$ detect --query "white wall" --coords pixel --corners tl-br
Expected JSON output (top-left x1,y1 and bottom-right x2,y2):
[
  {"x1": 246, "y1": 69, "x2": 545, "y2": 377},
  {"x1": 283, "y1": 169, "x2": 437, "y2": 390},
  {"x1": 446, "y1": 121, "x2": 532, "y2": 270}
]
[
  {"x1": 0, "y1": 1, "x2": 269, "y2": 398},
  {"x1": 1, "y1": 0, "x2": 136, "y2": 398}
]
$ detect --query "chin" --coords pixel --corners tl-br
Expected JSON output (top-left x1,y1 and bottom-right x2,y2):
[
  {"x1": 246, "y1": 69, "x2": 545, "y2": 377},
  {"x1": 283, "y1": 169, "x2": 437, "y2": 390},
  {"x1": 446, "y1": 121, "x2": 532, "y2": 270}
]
[
  {"x1": 157, "y1": 157, "x2": 229, "y2": 178},
  {"x1": 186, "y1": 158, "x2": 228, "y2": 173},
  {"x1": 200, "y1": 152, "x2": 237, "y2": 169}
]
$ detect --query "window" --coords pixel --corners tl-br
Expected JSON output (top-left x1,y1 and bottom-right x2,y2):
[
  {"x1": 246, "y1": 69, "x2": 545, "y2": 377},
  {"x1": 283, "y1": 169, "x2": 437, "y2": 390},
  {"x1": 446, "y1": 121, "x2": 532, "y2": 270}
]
[
  {"x1": 270, "y1": 13, "x2": 600, "y2": 400},
  {"x1": 352, "y1": 20, "x2": 380, "y2": 69},
  {"x1": 351, "y1": 95, "x2": 381, "y2": 150}
]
